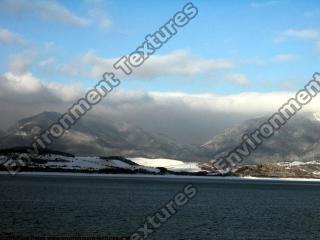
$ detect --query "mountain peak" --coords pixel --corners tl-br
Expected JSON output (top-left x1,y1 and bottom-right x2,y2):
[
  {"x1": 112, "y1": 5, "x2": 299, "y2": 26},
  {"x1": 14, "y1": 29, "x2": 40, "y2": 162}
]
[{"x1": 0, "y1": 112, "x2": 202, "y2": 161}]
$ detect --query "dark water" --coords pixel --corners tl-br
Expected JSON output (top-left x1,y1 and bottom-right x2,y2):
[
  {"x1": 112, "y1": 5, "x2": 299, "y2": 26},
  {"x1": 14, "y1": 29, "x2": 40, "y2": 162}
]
[{"x1": 1, "y1": 174, "x2": 320, "y2": 240}]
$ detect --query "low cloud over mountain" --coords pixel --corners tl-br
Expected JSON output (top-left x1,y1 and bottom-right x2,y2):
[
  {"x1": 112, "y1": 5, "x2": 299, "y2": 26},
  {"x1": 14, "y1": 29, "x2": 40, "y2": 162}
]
[{"x1": 1, "y1": 111, "x2": 320, "y2": 165}]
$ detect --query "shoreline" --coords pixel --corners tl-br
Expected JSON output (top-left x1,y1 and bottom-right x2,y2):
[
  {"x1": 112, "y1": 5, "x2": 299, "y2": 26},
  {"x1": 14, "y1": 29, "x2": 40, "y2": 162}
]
[{"x1": 2, "y1": 171, "x2": 320, "y2": 182}]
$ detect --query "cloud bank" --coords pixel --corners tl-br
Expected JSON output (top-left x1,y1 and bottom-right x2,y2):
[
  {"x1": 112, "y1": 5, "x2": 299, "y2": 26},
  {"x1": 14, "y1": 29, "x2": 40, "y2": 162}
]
[{"x1": 0, "y1": 71, "x2": 319, "y2": 144}]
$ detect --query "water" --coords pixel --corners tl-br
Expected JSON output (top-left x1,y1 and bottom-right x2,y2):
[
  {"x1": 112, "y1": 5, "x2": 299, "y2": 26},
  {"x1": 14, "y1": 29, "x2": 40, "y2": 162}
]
[{"x1": 1, "y1": 174, "x2": 320, "y2": 239}]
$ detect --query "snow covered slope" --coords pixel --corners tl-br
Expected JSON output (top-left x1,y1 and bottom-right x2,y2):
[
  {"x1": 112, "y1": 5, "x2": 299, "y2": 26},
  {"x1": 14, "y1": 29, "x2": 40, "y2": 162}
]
[
  {"x1": 0, "y1": 149, "x2": 160, "y2": 174},
  {"x1": 130, "y1": 157, "x2": 203, "y2": 172}
]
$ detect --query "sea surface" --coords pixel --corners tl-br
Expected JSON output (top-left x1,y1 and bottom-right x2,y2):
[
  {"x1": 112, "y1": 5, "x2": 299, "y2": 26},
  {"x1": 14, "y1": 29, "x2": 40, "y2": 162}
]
[{"x1": 1, "y1": 174, "x2": 320, "y2": 239}]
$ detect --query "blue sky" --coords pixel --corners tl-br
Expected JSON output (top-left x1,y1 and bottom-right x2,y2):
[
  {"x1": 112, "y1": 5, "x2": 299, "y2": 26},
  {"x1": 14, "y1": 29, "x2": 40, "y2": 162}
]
[{"x1": 1, "y1": 0, "x2": 320, "y2": 95}]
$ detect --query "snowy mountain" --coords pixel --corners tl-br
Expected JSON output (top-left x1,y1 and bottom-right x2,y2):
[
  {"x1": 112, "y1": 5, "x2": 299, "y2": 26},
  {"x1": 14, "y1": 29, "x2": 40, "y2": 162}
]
[
  {"x1": 2, "y1": 147, "x2": 320, "y2": 178},
  {"x1": 201, "y1": 112, "x2": 320, "y2": 164},
  {"x1": 0, "y1": 112, "x2": 206, "y2": 161},
  {"x1": 2, "y1": 111, "x2": 320, "y2": 166},
  {"x1": 130, "y1": 157, "x2": 203, "y2": 172},
  {"x1": 0, "y1": 147, "x2": 160, "y2": 174},
  {"x1": 0, "y1": 147, "x2": 212, "y2": 175}
]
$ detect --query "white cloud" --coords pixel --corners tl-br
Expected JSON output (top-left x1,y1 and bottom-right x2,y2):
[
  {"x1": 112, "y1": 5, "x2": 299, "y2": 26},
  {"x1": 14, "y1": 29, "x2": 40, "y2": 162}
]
[
  {"x1": 82, "y1": 50, "x2": 235, "y2": 80},
  {"x1": 60, "y1": 62, "x2": 83, "y2": 77},
  {"x1": 8, "y1": 53, "x2": 34, "y2": 74},
  {"x1": 271, "y1": 54, "x2": 299, "y2": 63},
  {"x1": 39, "y1": 1, "x2": 92, "y2": 26},
  {"x1": 0, "y1": 0, "x2": 92, "y2": 26},
  {"x1": 36, "y1": 57, "x2": 84, "y2": 77},
  {"x1": 1, "y1": 72, "x2": 42, "y2": 94},
  {"x1": 87, "y1": 1, "x2": 113, "y2": 31},
  {"x1": 0, "y1": 71, "x2": 82, "y2": 102},
  {"x1": 1, "y1": 76, "x2": 320, "y2": 143},
  {"x1": 1, "y1": 70, "x2": 312, "y2": 115},
  {"x1": 275, "y1": 29, "x2": 319, "y2": 42},
  {"x1": 38, "y1": 58, "x2": 57, "y2": 73},
  {"x1": 47, "y1": 82, "x2": 84, "y2": 102},
  {"x1": 0, "y1": 0, "x2": 113, "y2": 29},
  {"x1": 225, "y1": 74, "x2": 250, "y2": 87},
  {"x1": 144, "y1": 91, "x2": 320, "y2": 114},
  {"x1": 141, "y1": 51, "x2": 235, "y2": 78},
  {"x1": 0, "y1": 28, "x2": 24, "y2": 46},
  {"x1": 99, "y1": 18, "x2": 112, "y2": 30}
]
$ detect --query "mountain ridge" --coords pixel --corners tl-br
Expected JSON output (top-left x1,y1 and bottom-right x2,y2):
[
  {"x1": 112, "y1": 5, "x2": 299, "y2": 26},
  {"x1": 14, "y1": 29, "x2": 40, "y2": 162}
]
[
  {"x1": 0, "y1": 111, "x2": 207, "y2": 161},
  {"x1": 202, "y1": 112, "x2": 320, "y2": 164},
  {"x1": 1, "y1": 111, "x2": 320, "y2": 164}
]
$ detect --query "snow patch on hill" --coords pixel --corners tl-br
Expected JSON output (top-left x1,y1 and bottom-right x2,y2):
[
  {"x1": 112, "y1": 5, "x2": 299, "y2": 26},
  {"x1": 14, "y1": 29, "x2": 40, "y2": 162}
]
[
  {"x1": 278, "y1": 161, "x2": 320, "y2": 167},
  {"x1": 130, "y1": 157, "x2": 202, "y2": 172},
  {"x1": 1, "y1": 154, "x2": 161, "y2": 173}
]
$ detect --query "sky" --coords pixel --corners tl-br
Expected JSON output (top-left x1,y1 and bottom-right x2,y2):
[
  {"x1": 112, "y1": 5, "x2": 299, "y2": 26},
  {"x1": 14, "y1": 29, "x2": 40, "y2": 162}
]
[{"x1": 0, "y1": 0, "x2": 320, "y2": 143}]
